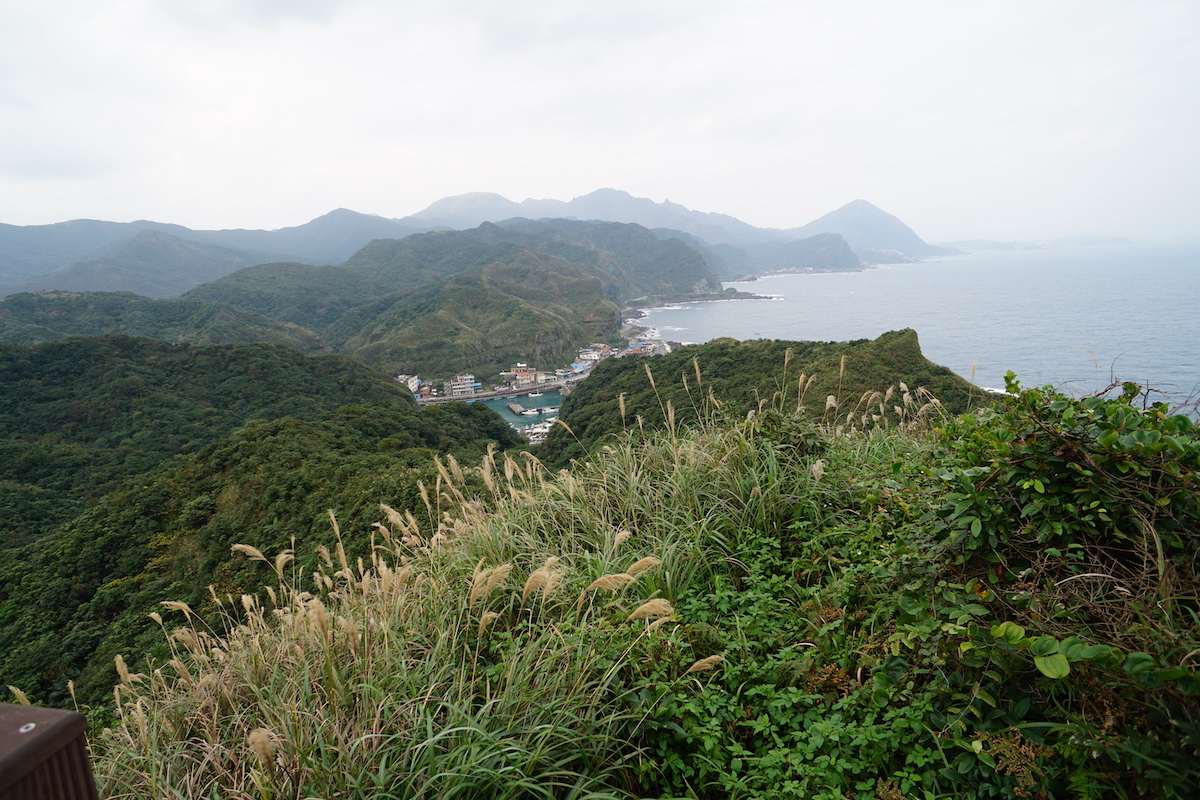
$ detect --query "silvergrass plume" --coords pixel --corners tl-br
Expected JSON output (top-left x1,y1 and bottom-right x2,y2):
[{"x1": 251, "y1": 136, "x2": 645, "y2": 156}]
[
  {"x1": 684, "y1": 654, "x2": 726, "y2": 675},
  {"x1": 587, "y1": 573, "x2": 636, "y2": 591},
  {"x1": 627, "y1": 599, "x2": 674, "y2": 622},
  {"x1": 626, "y1": 556, "x2": 661, "y2": 576},
  {"x1": 247, "y1": 727, "x2": 278, "y2": 769},
  {"x1": 231, "y1": 543, "x2": 266, "y2": 562}
]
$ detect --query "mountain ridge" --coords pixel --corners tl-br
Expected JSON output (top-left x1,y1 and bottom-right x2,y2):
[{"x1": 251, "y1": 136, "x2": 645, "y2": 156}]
[
  {"x1": 181, "y1": 220, "x2": 721, "y2": 378},
  {"x1": 1, "y1": 191, "x2": 946, "y2": 298}
]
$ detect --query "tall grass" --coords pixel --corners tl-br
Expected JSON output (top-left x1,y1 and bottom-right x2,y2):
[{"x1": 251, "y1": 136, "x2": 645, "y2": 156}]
[{"x1": 90, "y1": 377, "x2": 943, "y2": 799}]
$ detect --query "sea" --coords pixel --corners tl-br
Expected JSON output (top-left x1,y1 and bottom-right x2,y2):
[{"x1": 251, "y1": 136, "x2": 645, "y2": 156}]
[
  {"x1": 638, "y1": 242, "x2": 1200, "y2": 408},
  {"x1": 480, "y1": 392, "x2": 565, "y2": 427}
]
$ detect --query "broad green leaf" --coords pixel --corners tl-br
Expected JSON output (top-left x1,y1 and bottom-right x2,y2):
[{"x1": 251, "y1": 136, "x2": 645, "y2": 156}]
[
  {"x1": 1124, "y1": 652, "x2": 1158, "y2": 676},
  {"x1": 1034, "y1": 653, "x2": 1071, "y2": 679},
  {"x1": 1030, "y1": 635, "x2": 1060, "y2": 656},
  {"x1": 990, "y1": 621, "x2": 1025, "y2": 644},
  {"x1": 898, "y1": 595, "x2": 924, "y2": 615},
  {"x1": 1077, "y1": 644, "x2": 1115, "y2": 662}
]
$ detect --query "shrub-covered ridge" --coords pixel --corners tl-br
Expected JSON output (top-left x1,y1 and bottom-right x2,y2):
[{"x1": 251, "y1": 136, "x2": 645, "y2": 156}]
[{"x1": 58, "y1": 372, "x2": 1200, "y2": 798}]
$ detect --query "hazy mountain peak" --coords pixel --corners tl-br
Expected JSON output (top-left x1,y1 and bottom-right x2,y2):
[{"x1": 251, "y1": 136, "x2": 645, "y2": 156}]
[
  {"x1": 787, "y1": 199, "x2": 955, "y2": 257},
  {"x1": 320, "y1": 207, "x2": 379, "y2": 219},
  {"x1": 573, "y1": 187, "x2": 634, "y2": 201},
  {"x1": 413, "y1": 192, "x2": 523, "y2": 226}
]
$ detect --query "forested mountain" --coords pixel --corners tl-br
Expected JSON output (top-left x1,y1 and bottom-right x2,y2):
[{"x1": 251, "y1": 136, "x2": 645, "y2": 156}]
[
  {"x1": 2, "y1": 220, "x2": 724, "y2": 381},
  {"x1": 405, "y1": 189, "x2": 948, "y2": 260},
  {"x1": 178, "y1": 207, "x2": 426, "y2": 264},
  {"x1": 403, "y1": 188, "x2": 773, "y2": 247},
  {"x1": 1, "y1": 193, "x2": 948, "y2": 300},
  {"x1": 0, "y1": 231, "x2": 277, "y2": 298},
  {"x1": 0, "y1": 336, "x2": 522, "y2": 706},
  {"x1": 651, "y1": 229, "x2": 763, "y2": 279},
  {"x1": 0, "y1": 209, "x2": 428, "y2": 293},
  {"x1": 741, "y1": 232, "x2": 861, "y2": 273},
  {"x1": 457, "y1": 218, "x2": 722, "y2": 296},
  {"x1": 324, "y1": 251, "x2": 621, "y2": 378},
  {"x1": 339, "y1": 219, "x2": 721, "y2": 301},
  {"x1": 184, "y1": 221, "x2": 722, "y2": 378},
  {"x1": 0, "y1": 290, "x2": 326, "y2": 351},
  {"x1": 539, "y1": 329, "x2": 979, "y2": 467},
  {"x1": 0, "y1": 336, "x2": 412, "y2": 539}
]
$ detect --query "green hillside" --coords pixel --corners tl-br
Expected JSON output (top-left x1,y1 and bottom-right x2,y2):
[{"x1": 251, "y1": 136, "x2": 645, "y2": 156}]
[
  {"x1": 326, "y1": 249, "x2": 621, "y2": 377},
  {"x1": 181, "y1": 260, "x2": 384, "y2": 330},
  {"x1": 0, "y1": 230, "x2": 273, "y2": 299},
  {"x1": 470, "y1": 218, "x2": 722, "y2": 296},
  {"x1": 183, "y1": 220, "x2": 720, "y2": 380},
  {"x1": 742, "y1": 232, "x2": 861, "y2": 273},
  {"x1": 0, "y1": 290, "x2": 326, "y2": 351},
  {"x1": 0, "y1": 334, "x2": 417, "y2": 551},
  {"x1": 0, "y1": 209, "x2": 427, "y2": 289},
  {"x1": 183, "y1": 234, "x2": 578, "y2": 332},
  {"x1": 540, "y1": 329, "x2": 979, "y2": 467},
  {"x1": 0, "y1": 337, "x2": 523, "y2": 705}
]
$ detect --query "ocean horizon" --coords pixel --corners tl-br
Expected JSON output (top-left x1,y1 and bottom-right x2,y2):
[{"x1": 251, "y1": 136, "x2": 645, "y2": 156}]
[{"x1": 638, "y1": 242, "x2": 1200, "y2": 408}]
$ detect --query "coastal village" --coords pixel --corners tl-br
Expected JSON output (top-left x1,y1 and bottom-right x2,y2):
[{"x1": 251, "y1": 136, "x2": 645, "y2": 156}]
[{"x1": 399, "y1": 330, "x2": 672, "y2": 443}]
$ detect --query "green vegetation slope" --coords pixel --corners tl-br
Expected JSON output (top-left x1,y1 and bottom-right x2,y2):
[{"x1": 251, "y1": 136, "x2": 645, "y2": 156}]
[
  {"x1": 540, "y1": 329, "x2": 979, "y2": 467},
  {"x1": 0, "y1": 231, "x2": 273, "y2": 299},
  {"x1": 0, "y1": 290, "x2": 326, "y2": 351},
  {"x1": 183, "y1": 221, "x2": 721, "y2": 379},
  {"x1": 324, "y1": 249, "x2": 622, "y2": 378},
  {"x1": 79, "y1": 378, "x2": 1200, "y2": 799},
  {"x1": 0, "y1": 336, "x2": 522, "y2": 706}
]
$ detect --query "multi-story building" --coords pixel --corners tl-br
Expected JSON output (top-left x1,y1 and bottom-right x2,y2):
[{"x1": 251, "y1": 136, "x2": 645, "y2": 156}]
[
  {"x1": 446, "y1": 374, "x2": 479, "y2": 397},
  {"x1": 501, "y1": 363, "x2": 537, "y2": 389}
]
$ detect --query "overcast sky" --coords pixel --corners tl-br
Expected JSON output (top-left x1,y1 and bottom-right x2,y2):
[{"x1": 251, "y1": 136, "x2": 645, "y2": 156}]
[{"x1": 1, "y1": 0, "x2": 1197, "y2": 241}]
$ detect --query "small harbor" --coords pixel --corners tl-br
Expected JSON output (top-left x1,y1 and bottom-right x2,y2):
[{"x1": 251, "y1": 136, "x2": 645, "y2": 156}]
[{"x1": 485, "y1": 392, "x2": 564, "y2": 443}]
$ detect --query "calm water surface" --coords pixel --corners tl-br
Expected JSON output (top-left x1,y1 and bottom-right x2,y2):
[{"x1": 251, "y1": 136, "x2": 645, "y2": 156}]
[
  {"x1": 640, "y1": 243, "x2": 1199, "y2": 404},
  {"x1": 481, "y1": 392, "x2": 564, "y2": 427}
]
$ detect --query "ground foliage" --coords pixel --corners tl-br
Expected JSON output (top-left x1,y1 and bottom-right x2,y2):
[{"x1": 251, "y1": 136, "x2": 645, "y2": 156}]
[{"x1": 67, "y1": 372, "x2": 1199, "y2": 799}]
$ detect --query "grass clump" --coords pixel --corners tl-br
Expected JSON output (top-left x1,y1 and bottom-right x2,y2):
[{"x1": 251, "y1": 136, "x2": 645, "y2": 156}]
[{"x1": 84, "y1": 375, "x2": 1199, "y2": 798}]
